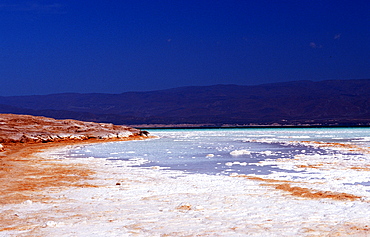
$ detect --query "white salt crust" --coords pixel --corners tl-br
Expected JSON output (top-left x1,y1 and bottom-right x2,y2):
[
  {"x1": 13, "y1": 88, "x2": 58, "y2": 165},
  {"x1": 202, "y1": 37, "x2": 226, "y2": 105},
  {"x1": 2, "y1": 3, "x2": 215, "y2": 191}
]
[{"x1": 1, "y1": 144, "x2": 370, "y2": 237}]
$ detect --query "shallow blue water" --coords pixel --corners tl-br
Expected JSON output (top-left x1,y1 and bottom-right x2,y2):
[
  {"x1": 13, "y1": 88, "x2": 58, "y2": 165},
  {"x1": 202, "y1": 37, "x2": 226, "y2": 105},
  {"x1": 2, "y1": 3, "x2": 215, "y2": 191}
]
[{"x1": 67, "y1": 127, "x2": 370, "y2": 176}]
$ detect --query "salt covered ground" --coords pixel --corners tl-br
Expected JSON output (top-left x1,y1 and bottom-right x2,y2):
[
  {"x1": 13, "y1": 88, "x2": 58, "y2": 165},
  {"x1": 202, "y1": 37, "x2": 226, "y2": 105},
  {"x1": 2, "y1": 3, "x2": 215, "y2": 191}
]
[{"x1": 1, "y1": 140, "x2": 370, "y2": 236}]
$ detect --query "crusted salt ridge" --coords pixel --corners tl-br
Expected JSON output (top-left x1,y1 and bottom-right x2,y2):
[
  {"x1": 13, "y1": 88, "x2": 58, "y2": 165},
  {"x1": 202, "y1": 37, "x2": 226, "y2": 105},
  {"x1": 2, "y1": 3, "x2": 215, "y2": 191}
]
[{"x1": 0, "y1": 113, "x2": 144, "y2": 144}]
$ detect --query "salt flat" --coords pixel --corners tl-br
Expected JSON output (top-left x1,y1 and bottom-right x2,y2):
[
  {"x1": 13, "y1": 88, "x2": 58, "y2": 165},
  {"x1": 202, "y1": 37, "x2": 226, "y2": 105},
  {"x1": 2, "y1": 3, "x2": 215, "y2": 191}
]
[{"x1": 1, "y1": 143, "x2": 369, "y2": 237}]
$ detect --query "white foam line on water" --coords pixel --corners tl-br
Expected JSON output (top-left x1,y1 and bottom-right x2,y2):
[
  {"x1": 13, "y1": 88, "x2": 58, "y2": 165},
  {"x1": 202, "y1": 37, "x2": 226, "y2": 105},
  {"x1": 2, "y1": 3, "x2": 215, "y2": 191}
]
[{"x1": 2, "y1": 145, "x2": 370, "y2": 236}]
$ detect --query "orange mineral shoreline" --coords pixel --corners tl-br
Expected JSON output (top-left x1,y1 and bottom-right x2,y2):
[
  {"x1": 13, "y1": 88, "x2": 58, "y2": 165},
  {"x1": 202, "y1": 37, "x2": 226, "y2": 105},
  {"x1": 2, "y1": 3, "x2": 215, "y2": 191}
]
[
  {"x1": 0, "y1": 135, "x2": 151, "y2": 206},
  {"x1": 245, "y1": 176, "x2": 361, "y2": 201}
]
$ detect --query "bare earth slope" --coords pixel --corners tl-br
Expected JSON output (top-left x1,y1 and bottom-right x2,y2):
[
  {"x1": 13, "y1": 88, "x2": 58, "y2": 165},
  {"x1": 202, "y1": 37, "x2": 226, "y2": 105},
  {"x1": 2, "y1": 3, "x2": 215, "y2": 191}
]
[{"x1": 0, "y1": 113, "x2": 145, "y2": 144}]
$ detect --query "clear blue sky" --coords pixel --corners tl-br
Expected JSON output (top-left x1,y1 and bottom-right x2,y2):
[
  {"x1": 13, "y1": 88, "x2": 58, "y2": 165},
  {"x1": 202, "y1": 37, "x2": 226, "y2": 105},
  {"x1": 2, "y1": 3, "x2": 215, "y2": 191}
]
[{"x1": 0, "y1": 0, "x2": 369, "y2": 96}]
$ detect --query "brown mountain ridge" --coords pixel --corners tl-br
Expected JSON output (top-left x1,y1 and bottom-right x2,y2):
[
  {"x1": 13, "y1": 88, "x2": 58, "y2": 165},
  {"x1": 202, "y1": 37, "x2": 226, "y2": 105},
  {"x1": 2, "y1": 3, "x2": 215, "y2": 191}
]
[{"x1": 1, "y1": 79, "x2": 370, "y2": 127}]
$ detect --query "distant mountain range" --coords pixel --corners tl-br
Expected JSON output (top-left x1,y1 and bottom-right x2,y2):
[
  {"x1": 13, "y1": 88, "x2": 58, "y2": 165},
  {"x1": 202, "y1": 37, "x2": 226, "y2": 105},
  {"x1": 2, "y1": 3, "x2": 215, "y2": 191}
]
[{"x1": 1, "y1": 79, "x2": 370, "y2": 127}]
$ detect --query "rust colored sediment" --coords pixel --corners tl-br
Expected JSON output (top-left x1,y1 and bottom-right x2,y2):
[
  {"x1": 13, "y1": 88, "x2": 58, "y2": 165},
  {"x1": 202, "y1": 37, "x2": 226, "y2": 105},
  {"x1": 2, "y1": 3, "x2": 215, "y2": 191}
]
[
  {"x1": 300, "y1": 140, "x2": 370, "y2": 154},
  {"x1": 246, "y1": 176, "x2": 361, "y2": 201},
  {"x1": 0, "y1": 136, "x2": 152, "y2": 233},
  {"x1": 0, "y1": 136, "x2": 150, "y2": 205},
  {"x1": 350, "y1": 166, "x2": 370, "y2": 171},
  {"x1": 296, "y1": 164, "x2": 324, "y2": 169},
  {"x1": 245, "y1": 176, "x2": 291, "y2": 183},
  {"x1": 273, "y1": 183, "x2": 360, "y2": 201}
]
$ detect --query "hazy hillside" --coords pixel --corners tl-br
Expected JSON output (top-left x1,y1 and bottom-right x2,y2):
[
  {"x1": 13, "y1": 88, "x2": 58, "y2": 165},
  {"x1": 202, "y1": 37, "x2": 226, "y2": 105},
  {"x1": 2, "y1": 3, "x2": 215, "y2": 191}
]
[{"x1": 1, "y1": 79, "x2": 370, "y2": 127}]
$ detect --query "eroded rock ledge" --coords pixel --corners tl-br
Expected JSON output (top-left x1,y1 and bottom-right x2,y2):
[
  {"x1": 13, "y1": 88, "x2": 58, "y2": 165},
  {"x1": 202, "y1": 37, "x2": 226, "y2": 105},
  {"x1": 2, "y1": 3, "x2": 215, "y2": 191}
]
[{"x1": 0, "y1": 113, "x2": 147, "y2": 145}]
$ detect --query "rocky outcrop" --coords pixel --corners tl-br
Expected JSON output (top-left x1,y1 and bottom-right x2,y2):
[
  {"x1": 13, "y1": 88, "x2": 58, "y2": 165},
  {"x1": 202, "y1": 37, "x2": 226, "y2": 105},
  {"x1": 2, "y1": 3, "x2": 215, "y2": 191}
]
[{"x1": 0, "y1": 114, "x2": 147, "y2": 144}]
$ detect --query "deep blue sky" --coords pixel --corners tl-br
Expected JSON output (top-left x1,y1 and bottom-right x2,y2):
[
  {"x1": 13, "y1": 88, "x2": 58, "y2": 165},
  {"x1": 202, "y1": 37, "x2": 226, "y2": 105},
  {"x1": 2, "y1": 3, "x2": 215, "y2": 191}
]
[{"x1": 0, "y1": 0, "x2": 369, "y2": 96}]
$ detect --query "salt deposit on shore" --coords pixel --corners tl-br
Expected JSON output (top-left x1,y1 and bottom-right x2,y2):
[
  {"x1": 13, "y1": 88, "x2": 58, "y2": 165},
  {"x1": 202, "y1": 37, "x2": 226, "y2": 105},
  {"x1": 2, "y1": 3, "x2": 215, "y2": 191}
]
[{"x1": 1, "y1": 143, "x2": 370, "y2": 236}]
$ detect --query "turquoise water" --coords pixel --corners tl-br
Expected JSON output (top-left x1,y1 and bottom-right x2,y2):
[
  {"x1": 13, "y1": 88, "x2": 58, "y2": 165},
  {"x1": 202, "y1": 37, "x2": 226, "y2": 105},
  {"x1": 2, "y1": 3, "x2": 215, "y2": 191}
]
[{"x1": 68, "y1": 127, "x2": 370, "y2": 176}]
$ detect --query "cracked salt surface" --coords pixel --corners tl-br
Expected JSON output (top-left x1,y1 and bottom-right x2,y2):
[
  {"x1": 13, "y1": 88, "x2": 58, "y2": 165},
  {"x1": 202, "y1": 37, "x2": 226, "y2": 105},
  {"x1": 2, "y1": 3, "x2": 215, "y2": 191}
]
[{"x1": 2, "y1": 128, "x2": 370, "y2": 236}]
